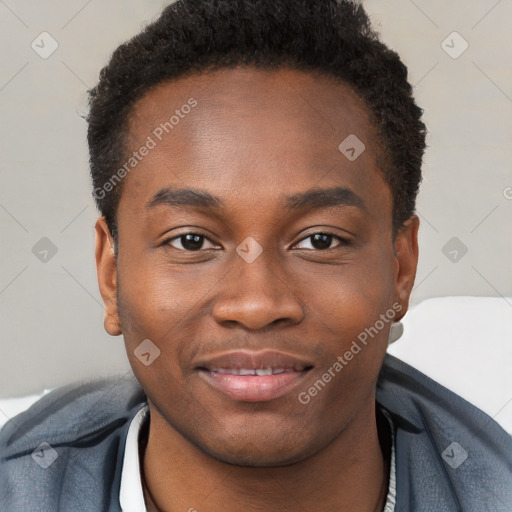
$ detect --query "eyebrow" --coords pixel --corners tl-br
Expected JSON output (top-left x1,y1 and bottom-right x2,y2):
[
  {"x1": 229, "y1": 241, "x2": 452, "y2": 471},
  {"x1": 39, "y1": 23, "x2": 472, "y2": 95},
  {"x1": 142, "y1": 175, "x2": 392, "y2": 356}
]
[
  {"x1": 146, "y1": 187, "x2": 224, "y2": 210},
  {"x1": 284, "y1": 186, "x2": 365, "y2": 212},
  {"x1": 146, "y1": 186, "x2": 365, "y2": 213}
]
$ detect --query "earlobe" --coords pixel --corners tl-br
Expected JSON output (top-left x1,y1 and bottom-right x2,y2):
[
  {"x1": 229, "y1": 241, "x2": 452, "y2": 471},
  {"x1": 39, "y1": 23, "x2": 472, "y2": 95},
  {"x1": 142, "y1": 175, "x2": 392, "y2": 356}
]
[
  {"x1": 393, "y1": 215, "x2": 420, "y2": 321},
  {"x1": 95, "y1": 217, "x2": 122, "y2": 336}
]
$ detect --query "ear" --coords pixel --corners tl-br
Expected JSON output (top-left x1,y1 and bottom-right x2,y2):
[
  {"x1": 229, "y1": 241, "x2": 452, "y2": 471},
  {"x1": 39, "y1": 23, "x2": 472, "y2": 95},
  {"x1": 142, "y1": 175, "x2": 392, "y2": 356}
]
[
  {"x1": 393, "y1": 215, "x2": 419, "y2": 321},
  {"x1": 95, "y1": 217, "x2": 122, "y2": 336}
]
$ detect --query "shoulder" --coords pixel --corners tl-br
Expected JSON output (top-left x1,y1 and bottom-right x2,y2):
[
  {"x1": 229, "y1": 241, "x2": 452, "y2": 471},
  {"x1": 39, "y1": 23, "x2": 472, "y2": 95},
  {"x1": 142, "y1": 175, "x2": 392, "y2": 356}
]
[
  {"x1": 378, "y1": 354, "x2": 512, "y2": 511},
  {"x1": 378, "y1": 353, "x2": 511, "y2": 442},
  {"x1": 0, "y1": 374, "x2": 146, "y2": 512},
  {"x1": 0, "y1": 373, "x2": 145, "y2": 456}
]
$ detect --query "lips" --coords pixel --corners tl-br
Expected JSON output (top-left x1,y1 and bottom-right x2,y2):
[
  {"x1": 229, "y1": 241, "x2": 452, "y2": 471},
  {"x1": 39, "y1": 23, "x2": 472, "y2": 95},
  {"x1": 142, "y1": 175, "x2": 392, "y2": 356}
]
[{"x1": 195, "y1": 350, "x2": 313, "y2": 402}]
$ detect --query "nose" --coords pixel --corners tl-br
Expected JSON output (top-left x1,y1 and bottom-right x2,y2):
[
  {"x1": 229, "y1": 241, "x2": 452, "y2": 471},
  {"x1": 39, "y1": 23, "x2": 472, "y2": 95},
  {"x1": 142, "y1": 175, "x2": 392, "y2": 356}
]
[{"x1": 212, "y1": 249, "x2": 304, "y2": 330}]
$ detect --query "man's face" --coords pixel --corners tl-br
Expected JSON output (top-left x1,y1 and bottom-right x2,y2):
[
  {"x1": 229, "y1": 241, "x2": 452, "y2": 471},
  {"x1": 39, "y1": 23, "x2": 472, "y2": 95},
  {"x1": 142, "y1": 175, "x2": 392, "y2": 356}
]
[{"x1": 96, "y1": 67, "x2": 418, "y2": 466}]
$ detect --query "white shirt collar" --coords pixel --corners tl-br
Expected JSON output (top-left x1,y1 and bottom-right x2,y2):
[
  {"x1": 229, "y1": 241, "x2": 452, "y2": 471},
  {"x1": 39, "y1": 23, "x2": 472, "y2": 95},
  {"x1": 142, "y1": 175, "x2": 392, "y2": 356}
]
[
  {"x1": 382, "y1": 408, "x2": 397, "y2": 512},
  {"x1": 120, "y1": 405, "x2": 149, "y2": 512},
  {"x1": 119, "y1": 405, "x2": 396, "y2": 512}
]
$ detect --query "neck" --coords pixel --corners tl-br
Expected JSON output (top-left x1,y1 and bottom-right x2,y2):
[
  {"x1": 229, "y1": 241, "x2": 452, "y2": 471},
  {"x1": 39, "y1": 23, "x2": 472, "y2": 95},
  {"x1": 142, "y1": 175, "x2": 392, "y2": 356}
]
[{"x1": 141, "y1": 400, "x2": 390, "y2": 512}]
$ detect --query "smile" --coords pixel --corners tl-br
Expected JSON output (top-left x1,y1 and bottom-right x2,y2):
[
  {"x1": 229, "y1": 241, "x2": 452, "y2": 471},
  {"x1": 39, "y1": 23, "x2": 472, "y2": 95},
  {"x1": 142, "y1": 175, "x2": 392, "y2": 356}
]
[{"x1": 195, "y1": 350, "x2": 313, "y2": 402}]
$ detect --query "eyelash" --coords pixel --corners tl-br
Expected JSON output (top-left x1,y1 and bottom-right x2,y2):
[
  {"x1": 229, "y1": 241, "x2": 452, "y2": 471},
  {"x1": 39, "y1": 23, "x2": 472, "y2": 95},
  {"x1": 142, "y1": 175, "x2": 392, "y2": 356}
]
[
  {"x1": 162, "y1": 231, "x2": 351, "y2": 252},
  {"x1": 295, "y1": 231, "x2": 351, "y2": 250}
]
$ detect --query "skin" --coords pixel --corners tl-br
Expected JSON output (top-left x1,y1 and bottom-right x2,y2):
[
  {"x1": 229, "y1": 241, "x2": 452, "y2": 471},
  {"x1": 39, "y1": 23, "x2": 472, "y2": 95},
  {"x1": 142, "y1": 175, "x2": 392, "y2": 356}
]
[{"x1": 95, "y1": 66, "x2": 419, "y2": 512}]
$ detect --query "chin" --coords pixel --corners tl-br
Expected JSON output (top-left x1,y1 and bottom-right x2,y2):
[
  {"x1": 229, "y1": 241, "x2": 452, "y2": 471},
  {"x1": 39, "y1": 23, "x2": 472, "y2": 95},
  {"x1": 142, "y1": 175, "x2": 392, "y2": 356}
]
[
  {"x1": 204, "y1": 444, "x2": 309, "y2": 468},
  {"x1": 194, "y1": 429, "x2": 320, "y2": 468}
]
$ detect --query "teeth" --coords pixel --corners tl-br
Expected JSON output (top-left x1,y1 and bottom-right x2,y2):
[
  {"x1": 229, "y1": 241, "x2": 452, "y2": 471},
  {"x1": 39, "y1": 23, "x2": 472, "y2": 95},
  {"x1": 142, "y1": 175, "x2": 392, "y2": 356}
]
[
  {"x1": 213, "y1": 368, "x2": 290, "y2": 376},
  {"x1": 255, "y1": 368, "x2": 272, "y2": 376},
  {"x1": 215, "y1": 369, "x2": 239, "y2": 375}
]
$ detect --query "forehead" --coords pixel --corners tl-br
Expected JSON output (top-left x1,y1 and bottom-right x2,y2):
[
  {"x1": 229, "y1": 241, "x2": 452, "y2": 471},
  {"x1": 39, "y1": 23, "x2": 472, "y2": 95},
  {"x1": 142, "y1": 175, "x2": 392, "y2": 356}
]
[
  {"x1": 128, "y1": 66, "x2": 379, "y2": 148},
  {"x1": 119, "y1": 66, "x2": 390, "y2": 219}
]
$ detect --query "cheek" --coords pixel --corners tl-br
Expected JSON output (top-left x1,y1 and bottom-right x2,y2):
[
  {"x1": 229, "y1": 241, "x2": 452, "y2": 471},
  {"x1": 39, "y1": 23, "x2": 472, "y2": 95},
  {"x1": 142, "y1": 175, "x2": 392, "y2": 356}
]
[
  {"x1": 295, "y1": 282, "x2": 393, "y2": 421},
  {"x1": 294, "y1": 246, "x2": 396, "y2": 393},
  {"x1": 115, "y1": 257, "x2": 224, "y2": 389},
  {"x1": 299, "y1": 247, "x2": 395, "y2": 332},
  {"x1": 117, "y1": 255, "x2": 216, "y2": 332}
]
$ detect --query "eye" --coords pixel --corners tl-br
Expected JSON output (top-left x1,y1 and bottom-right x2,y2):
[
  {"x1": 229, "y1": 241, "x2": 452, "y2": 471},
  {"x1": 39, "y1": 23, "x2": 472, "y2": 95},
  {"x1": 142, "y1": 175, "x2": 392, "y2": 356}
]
[
  {"x1": 294, "y1": 232, "x2": 349, "y2": 251},
  {"x1": 165, "y1": 233, "x2": 219, "y2": 251}
]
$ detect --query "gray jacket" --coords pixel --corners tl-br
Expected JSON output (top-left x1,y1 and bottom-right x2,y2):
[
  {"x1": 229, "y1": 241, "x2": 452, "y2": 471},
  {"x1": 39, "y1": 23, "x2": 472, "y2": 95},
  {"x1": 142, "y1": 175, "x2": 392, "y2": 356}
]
[{"x1": 1, "y1": 354, "x2": 511, "y2": 511}]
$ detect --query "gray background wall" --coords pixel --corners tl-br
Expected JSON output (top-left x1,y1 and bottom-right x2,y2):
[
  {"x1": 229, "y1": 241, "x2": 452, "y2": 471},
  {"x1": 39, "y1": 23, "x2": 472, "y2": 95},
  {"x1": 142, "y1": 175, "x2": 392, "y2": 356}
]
[{"x1": 0, "y1": 0, "x2": 511, "y2": 398}]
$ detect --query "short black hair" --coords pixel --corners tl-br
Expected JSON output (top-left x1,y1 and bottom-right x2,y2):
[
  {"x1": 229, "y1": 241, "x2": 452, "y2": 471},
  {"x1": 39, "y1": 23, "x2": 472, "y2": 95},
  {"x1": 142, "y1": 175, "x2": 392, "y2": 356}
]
[{"x1": 87, "y1": 0, "x2": 426, "y2": 246}]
